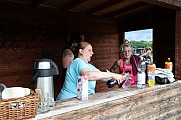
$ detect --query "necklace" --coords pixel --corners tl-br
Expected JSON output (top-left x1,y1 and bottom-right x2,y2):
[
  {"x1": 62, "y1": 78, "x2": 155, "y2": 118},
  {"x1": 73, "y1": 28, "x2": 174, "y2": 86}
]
[{"x1": 124, "y1": 60, "x2": 131, "y2": 66}]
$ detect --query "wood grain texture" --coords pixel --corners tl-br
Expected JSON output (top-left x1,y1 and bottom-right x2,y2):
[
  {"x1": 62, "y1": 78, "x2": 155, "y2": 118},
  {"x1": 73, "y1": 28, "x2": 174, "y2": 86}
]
[{"x1": 31, "y1": 81, "x2": 181, "y2": 120}]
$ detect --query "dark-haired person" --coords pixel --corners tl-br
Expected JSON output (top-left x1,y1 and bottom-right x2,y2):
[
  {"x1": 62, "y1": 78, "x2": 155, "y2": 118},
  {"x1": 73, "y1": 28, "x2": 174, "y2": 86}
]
[{"x1": 62, "y1": 32, "x2": 85, "y2": 79}]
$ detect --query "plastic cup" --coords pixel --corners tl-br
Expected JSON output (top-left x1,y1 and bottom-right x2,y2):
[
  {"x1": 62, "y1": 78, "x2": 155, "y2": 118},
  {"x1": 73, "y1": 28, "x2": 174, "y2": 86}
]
[
  {"x1": 37, "y1": 97, "x2": 50, "y2": 113},
  {"x1": 122, "y1": 78, "x2": 134, "y2": 89}
]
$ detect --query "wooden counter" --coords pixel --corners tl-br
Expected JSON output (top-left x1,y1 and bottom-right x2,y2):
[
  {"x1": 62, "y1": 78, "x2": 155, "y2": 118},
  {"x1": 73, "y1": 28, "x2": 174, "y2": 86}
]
[{"x1": 30, "y1": 80, "x2": 181, "y2": 120}]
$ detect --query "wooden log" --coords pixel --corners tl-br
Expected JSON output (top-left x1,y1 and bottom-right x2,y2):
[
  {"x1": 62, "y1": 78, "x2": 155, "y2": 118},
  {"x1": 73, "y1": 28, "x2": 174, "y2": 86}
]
[{"x1": 31, "y1": 81, "x2": 181, "y2": 120}]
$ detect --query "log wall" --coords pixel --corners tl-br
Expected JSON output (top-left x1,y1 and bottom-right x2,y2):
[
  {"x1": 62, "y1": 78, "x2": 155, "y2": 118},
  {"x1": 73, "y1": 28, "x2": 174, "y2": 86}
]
[{"x1": 31, "y1": 81, "x2": 181, "y2": 120}]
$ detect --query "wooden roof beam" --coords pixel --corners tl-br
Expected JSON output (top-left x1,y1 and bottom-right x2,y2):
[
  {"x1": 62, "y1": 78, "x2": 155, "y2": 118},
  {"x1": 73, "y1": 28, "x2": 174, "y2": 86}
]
[
  {"x1": 118, "y1": 4, "x2": 154, "y2": 18},
  {"x1": 141, "y1": 0, "x2": 181, "y2": 9},
  {"x1": 104, "y1": 2, "x2": 148, "y2": 18},
  {"x1": 61, "y1": 0, "x2": 89, "y2": 11},
  {"x1": 85, "y1": 0, "x2": 125, "y2": 15},
  {"x1": 30, "y1": 0, "x2": 45, "y2": 7}
]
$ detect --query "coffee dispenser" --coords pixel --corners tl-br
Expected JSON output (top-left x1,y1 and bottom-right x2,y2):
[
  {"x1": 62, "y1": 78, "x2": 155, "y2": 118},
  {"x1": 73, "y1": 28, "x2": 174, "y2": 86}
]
[{"x1": 32, "y1": 58, "x2": 59, "y2": 106}]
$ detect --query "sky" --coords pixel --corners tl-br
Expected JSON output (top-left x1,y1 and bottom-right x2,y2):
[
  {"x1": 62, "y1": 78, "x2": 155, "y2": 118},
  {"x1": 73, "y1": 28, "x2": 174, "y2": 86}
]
[{"x1": 125, "y1": 29, "x2": 153, "y2": 41}]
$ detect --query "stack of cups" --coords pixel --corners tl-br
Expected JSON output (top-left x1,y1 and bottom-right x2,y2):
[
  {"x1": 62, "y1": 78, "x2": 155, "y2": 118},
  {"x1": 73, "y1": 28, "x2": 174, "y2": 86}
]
[{"x1": 2, "y1": 87, "x2": 30, "y2": 99}]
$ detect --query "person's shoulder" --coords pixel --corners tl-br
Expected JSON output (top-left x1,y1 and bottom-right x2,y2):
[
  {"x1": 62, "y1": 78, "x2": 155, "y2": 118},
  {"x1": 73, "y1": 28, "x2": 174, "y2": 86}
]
[
  {"x1": 68, "y1": 58, "x2": 81, "y2": 67},
  {"x1": 71, "y1": 58, "x2": 89, "y2": 70},
  {"x1": 131, "y1": 55, "x2": 140, "y2": 62},
  {"x1": 132, "y1": 55, "x2": 140, "y2": 59},
  {"x1": 88, "y1": 62, "x2": 99, "y2": 71},
  {"x1": 73, "y1": 58, "x2": 80, "y2": 61},
  {"x1": 111, "y1": 59, "x2": 121, "y2": 67},
  {"x1": 72, "y1": 58, "x2": 83, "y2": 64},
  {"x1": 132, "y1": 54, "x2": 139, "y2": 57},
  {"x1": 116, "y1": 59, "x2": 121, "y2": 64},
  {"x1": 88, "y1": 62, "x2": 96, "y2": 67}
]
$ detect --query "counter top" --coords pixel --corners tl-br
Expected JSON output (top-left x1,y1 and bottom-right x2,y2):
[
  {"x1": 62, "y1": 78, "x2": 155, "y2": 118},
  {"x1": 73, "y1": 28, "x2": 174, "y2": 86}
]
[{"x1": 30, "y1": 80, "x2": 181, "y2": 120}]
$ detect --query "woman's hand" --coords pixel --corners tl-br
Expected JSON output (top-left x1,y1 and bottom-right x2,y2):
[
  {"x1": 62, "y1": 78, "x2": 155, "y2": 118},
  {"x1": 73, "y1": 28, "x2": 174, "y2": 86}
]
[
  {"x1": 106, "y1": 70, "x2": 124, "y2": 84},
  {"x1": 111, "y1": 73, "x2": 124, "y2": 84},
  {"x1": 145, "y1": 47, "x2": 152, "y2": 55}
]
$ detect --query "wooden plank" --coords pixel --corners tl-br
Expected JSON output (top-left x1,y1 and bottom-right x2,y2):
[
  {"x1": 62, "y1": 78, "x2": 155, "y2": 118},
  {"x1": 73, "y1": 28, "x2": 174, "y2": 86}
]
[
  {"x1": 35, "y1": 81, "x2": 181, "y2": 120},
  {"x1": 141, "y1": 0, "x2": 181, "y2": 9}
]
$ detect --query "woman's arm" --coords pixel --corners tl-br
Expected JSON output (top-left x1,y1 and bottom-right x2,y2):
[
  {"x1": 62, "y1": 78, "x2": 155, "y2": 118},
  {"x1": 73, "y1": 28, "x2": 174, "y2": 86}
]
[
  {"x1": 139, "y1": 48, "x2": 153, "y2": 62},
  {"x1": 80, "y1": 68, "x2": 123, "y2": 84},
  {"x1": 139, "y1": 48, "x2": 152, "y2": 58},
  {"x1": 147, "y1": 55, "x2": 153, "y2": 63},
  {"x1": 110, "y1": 60, "x2": 120, "y2": 73}
]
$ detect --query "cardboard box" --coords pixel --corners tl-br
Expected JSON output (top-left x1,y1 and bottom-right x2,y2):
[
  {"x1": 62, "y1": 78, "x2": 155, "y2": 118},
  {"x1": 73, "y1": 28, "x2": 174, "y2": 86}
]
[{"x1": 77, "y1": 76, "x2": 88, "y2": 100}]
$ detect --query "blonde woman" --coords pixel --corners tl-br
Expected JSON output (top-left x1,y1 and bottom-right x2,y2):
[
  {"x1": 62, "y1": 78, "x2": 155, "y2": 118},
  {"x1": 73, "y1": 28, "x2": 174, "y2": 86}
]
[
  {"x1": 110, "y1": 41, "x2": 153, "y2": 85},
  {"x1": 57, "y1": 42, "x2": 124, "y2": 100},
  {"x1": 110, "y1": 42, "x2": 140, "y2": 85}
]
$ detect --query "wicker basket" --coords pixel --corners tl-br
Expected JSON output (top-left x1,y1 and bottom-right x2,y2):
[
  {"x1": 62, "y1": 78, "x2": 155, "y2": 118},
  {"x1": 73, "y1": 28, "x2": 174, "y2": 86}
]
[{"x1": 0, "y1": 89, "x2": 39, "y2": 120}]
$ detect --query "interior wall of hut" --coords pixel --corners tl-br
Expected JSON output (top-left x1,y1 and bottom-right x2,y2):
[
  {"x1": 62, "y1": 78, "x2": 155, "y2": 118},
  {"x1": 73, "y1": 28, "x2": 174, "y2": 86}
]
[
  {"x1": 0, "y1": 10, "x2": 66, "y2": 98},
  {"x1": 0, "y1": 4, "x2": 179, "y2": 98},
  {"x1": 121, "y1": 6, "x2": 176, "y2": 75},
  {"x1": 0, "y1": 7, "x2": 122, "y2": 97}
]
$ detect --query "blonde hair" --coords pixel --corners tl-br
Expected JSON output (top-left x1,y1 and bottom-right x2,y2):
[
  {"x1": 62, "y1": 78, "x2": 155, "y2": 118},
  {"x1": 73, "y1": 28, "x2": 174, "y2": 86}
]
[{"x1": 119, "y1": 42, "x2": 132, "y2": 58}]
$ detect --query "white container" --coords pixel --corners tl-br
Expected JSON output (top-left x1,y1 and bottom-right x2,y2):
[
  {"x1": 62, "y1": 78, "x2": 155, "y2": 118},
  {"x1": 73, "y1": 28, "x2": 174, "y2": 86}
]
[
  {"x1": 137, "y1": 71, "x2": 146, "y2": 88},
  {"x1": 2, "y1": 87, "x2": 30, "y2": 99},
  {"x1": 77, "y1": 76, "x2": 88, "y2": 100}
]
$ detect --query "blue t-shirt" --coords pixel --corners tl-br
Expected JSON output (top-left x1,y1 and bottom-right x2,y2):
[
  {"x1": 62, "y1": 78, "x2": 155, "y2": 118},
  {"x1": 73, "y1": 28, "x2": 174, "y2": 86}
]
[{"x1": 56, "y1": 58, "x2": 99, "y2": 100}]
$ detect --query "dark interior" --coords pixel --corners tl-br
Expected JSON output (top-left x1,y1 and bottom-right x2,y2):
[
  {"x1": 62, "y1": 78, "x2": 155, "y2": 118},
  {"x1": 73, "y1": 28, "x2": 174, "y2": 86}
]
[{"x1": 0, "y1": 0, "x2": 180, "y2": 98}]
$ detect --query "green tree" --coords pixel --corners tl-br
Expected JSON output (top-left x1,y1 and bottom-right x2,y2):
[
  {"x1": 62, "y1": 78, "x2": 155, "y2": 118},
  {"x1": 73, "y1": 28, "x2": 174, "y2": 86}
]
[{"x1": 130, "y1": 40, "x2": 152, "y2": 48}]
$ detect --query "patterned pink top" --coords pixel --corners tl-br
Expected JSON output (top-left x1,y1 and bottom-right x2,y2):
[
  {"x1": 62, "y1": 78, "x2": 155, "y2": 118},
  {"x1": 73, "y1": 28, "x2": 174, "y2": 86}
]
[{"x1": 119, "y1": 59, "x2": 138, "y2": 85}]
